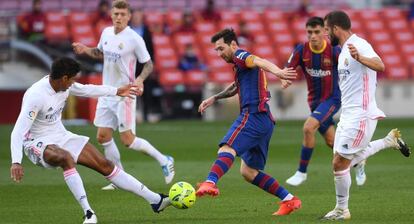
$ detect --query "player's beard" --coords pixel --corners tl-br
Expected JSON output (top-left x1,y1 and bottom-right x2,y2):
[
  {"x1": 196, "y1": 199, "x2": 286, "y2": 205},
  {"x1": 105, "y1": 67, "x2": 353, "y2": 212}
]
[{"x1": 330, "y1": 35, "x2": 339, "y2": 46}]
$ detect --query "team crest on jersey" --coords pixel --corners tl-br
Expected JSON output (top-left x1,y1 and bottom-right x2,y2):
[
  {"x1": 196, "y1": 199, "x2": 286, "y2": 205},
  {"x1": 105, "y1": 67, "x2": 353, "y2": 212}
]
[
  {"x1": 28, "y1": 111, "x2": 36, "y2": 120},
  {"x1": 118, "y1": 42, "x2": 124, "y2": 50},
  {"x1": 344, "y1": 58, "x2": 349, "y2": 67},
  {"x1": 323, "y1": 58, "x2": 331, "y2": 66},
  {"x1": 36, "y1": 142, "x2": 43, "y2": 148}
]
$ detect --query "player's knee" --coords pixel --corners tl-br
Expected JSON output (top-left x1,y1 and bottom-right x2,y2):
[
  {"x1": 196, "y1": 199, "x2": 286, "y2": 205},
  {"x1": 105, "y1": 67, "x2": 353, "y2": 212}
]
[
  {"x1": 303, "y1": 124, "x2": 316, "y2": 136},
  {"x1": 325, "y1": 139, "x2": 334, "y2": 148},
  {"x1": 100, "y1": 159, "x2": 115, "y2": 176},
  {"x1": 97, "y1": 134, "x2": 111, "y2": 145},
  {"x1": 58, "y1": 151, "x2": 75, "y2": 169}
]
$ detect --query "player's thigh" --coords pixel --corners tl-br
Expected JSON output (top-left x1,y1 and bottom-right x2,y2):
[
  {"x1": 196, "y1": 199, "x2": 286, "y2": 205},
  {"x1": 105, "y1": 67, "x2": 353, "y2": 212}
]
[
  {"x1": 77, "y1": 142, "x2": 113, "y2": 176},
  {"x1": 322, "y1": 124, "x2": 335, "y2": 148},
  {"x1": 94, "y1": 99, "x2": 118, "y2": 131},
  {"x1": 334, "y1": 119, "x2": 376, "y2": 160},
  {"x1": 117, "y1": 98, "x2": 137, "y2": 134},
  {"x1": 311, "y1": 98, "x2": 340, "y2": 128},
  {"x1": 43, "y1": 145, "x2": 75, "y2": 167}
]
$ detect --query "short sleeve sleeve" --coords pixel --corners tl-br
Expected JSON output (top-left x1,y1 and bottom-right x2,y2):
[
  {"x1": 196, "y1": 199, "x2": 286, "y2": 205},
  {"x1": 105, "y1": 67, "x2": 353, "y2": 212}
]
[
  {"x1": 134, "y1": 34, "x2": 151, "y2": 63},
  {"x1": 359, "y1": 41, "x2": 379, "y2": 59},
  {"x1": 233, "y1": 49, "x2": 252, "y2": 69},
  {"x1": 286, "y1": 44, "x2": 303, "y2": 68}
]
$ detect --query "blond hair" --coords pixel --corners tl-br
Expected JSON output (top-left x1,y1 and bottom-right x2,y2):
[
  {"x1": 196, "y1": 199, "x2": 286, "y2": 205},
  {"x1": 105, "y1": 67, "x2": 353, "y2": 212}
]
[{"x1": 112, "y1": 0, "x2": 130, "y2": 10}]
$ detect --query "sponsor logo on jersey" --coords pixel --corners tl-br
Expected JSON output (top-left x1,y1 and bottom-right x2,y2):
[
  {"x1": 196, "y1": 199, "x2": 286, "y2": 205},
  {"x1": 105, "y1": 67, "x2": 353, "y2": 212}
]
[
  {"x1": 103, "y1": 50, "x2": 121, "y2": 62},
  {"x1": 45, "y1": 107, "x2": 64, "y2": 122},
  {"x1": 305, "y1": 68, "x2": 331, "y2": 77}
]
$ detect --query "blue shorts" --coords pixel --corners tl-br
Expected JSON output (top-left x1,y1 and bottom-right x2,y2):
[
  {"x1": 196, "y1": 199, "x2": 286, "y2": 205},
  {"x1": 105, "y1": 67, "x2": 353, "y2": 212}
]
[
  {"x1": 219, "y1": 111, "x2": 275, "y2": 170},
  {"x1": 310, "y1": 97, "x2": 341, "y2": 134}
]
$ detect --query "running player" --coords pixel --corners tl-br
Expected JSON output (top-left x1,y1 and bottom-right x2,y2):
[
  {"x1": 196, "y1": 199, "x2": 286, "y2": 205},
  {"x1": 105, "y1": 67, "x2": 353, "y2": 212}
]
[
  {"x1": 284, "y1": 16, "x2": 367, "y2": 186},
  {"x1": 321, "y1": 11, "x2": 411, "y2": 220},
  {"x1": 72, "y1": 0, "x2": 174, "y2": 190},
  {"x1": 10, "y1": 58, "x2": 171, "y2": 224},
  {"x1": 196, "y1": 28, "x2": 301, "y2": 216}
]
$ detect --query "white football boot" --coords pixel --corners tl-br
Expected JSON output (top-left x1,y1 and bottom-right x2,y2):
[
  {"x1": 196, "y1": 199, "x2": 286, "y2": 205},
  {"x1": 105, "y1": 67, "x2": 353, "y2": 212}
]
[
  {"x1": 354, "y1": 160, "x2": 366, "y2": 186},
  {"x1": 83, "y1": 210, "x2": 97, "y2": 224},
  {"x1": 101, "y1": 183, "x2": 117, "y2": 191},
  {"x1": 321, "y1": 208, "x2": 351, "y2": 220},
  {"x1": 162, "y1": 156, "x2": 175, "y2": 184},
  {"x1": 286, "y1": 171, "x2": 307, "y2": 186}
]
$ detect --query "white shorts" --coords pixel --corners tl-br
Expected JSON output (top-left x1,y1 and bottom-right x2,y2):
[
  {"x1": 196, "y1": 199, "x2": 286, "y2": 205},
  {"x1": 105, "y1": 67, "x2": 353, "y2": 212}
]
[
  {"x1": 94, "y1": 97, "x2": 136, "y2": 133},
  {"x1": 23, "y1": 131, "x2": 89, "y2": 168},
  {"x1": 333, "y1": 118, "x2": 378, "y2": 160}
]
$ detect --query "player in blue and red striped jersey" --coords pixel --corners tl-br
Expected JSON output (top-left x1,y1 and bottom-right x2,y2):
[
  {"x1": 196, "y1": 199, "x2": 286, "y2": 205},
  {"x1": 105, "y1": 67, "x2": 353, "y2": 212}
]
[
  {"x1": 196, "y1": 28, "x2": 301, "y2": 216},
  {"x1": 284, "y1": 17, "x2": 366, "y2": 186}
]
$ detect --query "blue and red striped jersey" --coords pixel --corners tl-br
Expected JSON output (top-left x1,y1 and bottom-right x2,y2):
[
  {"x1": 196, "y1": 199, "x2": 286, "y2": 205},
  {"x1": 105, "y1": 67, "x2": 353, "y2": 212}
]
[
  {"x1": 287, "y1": 41, "x2": 341, "y2": 110},
  {"x1": 232, "y1": 49, "x2": 270, "y2": 113}
]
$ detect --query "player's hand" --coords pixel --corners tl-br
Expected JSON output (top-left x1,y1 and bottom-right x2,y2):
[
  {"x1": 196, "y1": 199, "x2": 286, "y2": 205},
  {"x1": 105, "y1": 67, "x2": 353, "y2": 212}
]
[
  {"x1": 134, "y1": 78, "x2": 144, "y2": 96},
  {"x1": 117, "y1": 84, "x2": 139, "y2": 99},
  {"x1": 348, "y1": 44, "x2": 360, "y2": 61},
  {"x1": 280, "y1": 79, "x2": 292, "y2": 89},
  {"x1": 72, "y1": 42, "x2": 87, "y2": 55},
  {"x1": 10, "y1": 163, "x2": 24, "y2": 183},
  {"x1": 198, "y1": 96, "x2": 216, "y2": 114},
  {"x1": 276, "y1": 67, "x2": 297, "y2": 80}
]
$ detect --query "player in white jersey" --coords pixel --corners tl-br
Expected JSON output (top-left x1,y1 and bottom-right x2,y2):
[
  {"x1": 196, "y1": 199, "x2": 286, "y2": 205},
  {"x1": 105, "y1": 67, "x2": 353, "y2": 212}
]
[
  {"x1": 10, "y1": 58, "x2": 171, "y2": 224},
  {"x1": 321, "y1": 11, "x2": 411, "y2": 220},
  {"x1": 72, "y1": 0, "x2": 174, "y2": 190}
]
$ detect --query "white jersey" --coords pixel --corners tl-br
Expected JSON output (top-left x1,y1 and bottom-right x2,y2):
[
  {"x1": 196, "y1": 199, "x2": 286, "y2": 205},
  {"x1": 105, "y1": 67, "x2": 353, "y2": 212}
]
[
  {"x1": 98, "y1": 26, "x2": 150, "y2": 101},
  {"x1": 10, "y1": 76, "x2": 118, "y2": 164},
  {"x1": 337, "y1": 34, "x2": 385, "y2": 122}
]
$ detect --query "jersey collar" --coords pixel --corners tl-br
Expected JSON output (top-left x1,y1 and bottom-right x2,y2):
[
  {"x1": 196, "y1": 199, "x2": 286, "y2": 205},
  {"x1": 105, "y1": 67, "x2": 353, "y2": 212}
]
[{"x1": 309, "y1": 40, "x2": 326, "y2": 54}]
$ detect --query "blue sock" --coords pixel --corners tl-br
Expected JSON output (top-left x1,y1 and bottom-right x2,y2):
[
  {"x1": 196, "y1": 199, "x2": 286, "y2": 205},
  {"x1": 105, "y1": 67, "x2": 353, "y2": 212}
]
[
  {"x1": 298, "y1": 145, "x2": 313, "y2": 173},
  {"x1": 251, "y1": 171, "x2": 289, "y2": 200},
  {"x1": 206, "y1": 152, "x2": 235, "y2": 184}
]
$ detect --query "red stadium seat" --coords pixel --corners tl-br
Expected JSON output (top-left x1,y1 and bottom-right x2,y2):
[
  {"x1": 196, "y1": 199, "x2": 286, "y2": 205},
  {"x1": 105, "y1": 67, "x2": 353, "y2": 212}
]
[
  {"x1": 155, "y1": 46, "x2": 179, "y2": 70},
  {"x1": 206, "y1": 57, "x2": 228, "y2": 69},
  {"x1": 358, "y1": 9, "x2": 380, "y2": 20},
  {"x1": 220, "y1": 10, "x2": 239, "y2": 23},
  {"x1": 364, "y1": 20, "x2": 386, "y2": 32},
  {"x1": 153, "y1": 34, "x2": 171, "y2": 47},
  {"x1": 382, "y1": 8, "x2": 406, "y2": 20},
  {"x1": 159, "y1": 70, "x2": 185, "y2": 86},
  {"x1": 68, "y1": 12, "x2": 91, "y2": 25},
  {"x1": 165, "y1": 11, "x2": 183, "y2": 28},
  {"x1": 195, "y1": 22, "x2": 216, "y2": 34},
  {"x1": 246, "y1": 21, "x2": 265, "y2": 33},
  {"x1": 387, "y1": 19, "x2": 409, "y2": 30},
  {"x1": 267, "y1": 19, "x2": 289, "y2": 33},
  {"x1": 385, "y1": 67, "x2": 409, "y2": 80},
  {"x1": 145, "y1": 11, "x2": 164, "y2": 26},
  {"x1": 185, "y1": 70, "x2": 208, "y2": 86},
  {"x1": 45, "y1": 23, "x2": 69, "y2": 41},
  {"x1": 239, "y1": 10, "x2": 262, "y2": 23},
  {"x1": 45, "y1": 12, "x2": 66, "y2": 24},
  {"x1": 375, "y1": 42, "x2": 398, "y2": 55},
  {"x1": 262, "y1": 9, "x2": 286, "y2": 23},
  {"x1": 219, "y1": 21, "x2": 239, "y2": 33},
  {"x1": 209, "y1": 68, "x2": 234, "y2": 84}
]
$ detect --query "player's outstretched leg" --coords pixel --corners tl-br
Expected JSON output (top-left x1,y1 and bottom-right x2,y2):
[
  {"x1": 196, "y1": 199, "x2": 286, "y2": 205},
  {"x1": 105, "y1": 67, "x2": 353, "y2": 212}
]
[
  {"x1": 353, "y1": 159, "x2": 366, "y2": 186},
  {"x1": 78, "y1": 143, "x2": 171, "y2": 213},
  {"x1": 43, "y1": 145, "x2": 97, "y2": 223},
  {"x1": 350, "y1": 129, "x2": 411, "y2": 167},
  {"x1": 125, "y1": 135, "x2": 175, "y2": 184},
  {"x1": 196, "y1": 150, "x2": 235, "y2": 197},
  {"x1": 101, "y1": 138, "x2": 123, "y2": 191},
  {"x1": 285, "y1": 145, "x2": 312, "y2": 186}
]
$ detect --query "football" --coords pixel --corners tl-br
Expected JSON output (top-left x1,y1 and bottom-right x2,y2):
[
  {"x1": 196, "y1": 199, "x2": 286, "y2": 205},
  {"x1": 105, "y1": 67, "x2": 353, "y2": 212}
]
[{"x1": 169, "y1": 181, "x2": 196, "y2": 209}]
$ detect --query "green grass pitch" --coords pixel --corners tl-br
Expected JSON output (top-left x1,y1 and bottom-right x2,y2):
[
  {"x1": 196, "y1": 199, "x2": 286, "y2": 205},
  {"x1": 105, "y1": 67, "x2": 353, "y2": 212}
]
[{"x1": 1, "y1": 119, "x2": 413, "y2": 223}]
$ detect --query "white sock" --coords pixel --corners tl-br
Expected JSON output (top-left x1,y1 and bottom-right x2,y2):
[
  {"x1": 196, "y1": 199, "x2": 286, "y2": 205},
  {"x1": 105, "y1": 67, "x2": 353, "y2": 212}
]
[
  {"x1": 102, "y1": 139, "x2": 124, "y2": 170},
  {"x1": 351, "y1": 139, "x2": 386, "y2": 167},
  {"x1": 63, "y1": 168, "x2": 92, "y2": 214},
  {"x1": 334, "y1": 167, "x2": 351, "y2": 210},
  {"x1": 129, "y1": 137, "x2": 168, "y2": 166},
  {"x1": 282, "y1": 193, "x2": 294, "y2": 201},
  {"x1": 106, "y1": 166, "x2": 161, "y2": 204}
]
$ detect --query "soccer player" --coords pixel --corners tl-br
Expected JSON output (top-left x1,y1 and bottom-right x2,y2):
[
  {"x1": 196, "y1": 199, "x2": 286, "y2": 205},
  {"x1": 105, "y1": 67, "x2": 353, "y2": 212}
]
[
  {"x1": 10, "y1": 58, "x2": 171, "y2": 224},
  {"x1": 196, "y1": 28, "x2": 301, "y2": 216},
  {"x1": 72, "y1": 0, "x2": 174, "y2": 190},
  {"x1": 321, "y1": 11, "x2": 411, "y2": 220},
  {"x1": 284, "y1": 17, "x2": 366, "y2": 186}
]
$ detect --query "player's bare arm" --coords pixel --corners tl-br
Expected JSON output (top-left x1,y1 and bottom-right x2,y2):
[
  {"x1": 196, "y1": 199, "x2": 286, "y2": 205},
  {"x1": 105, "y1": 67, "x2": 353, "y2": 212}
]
[
  {"x1": 198, "y1": 82, "x2": 237, "y2": 114},
  {"x1": 249, "y1": 56, "x2": 297, "y2": 80},
  {"x1": 10, "y1": 163, "x2": 24, "y2": 183},
  {"x1": 72, "y1": 42, "x2": 104, "y2": 60},
  {"x1": 134, "y1": 60, "x2": 154, "y2": 96},
  {"x1": 347, "y1": 44, "x2": 385, "y2": 72}
]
